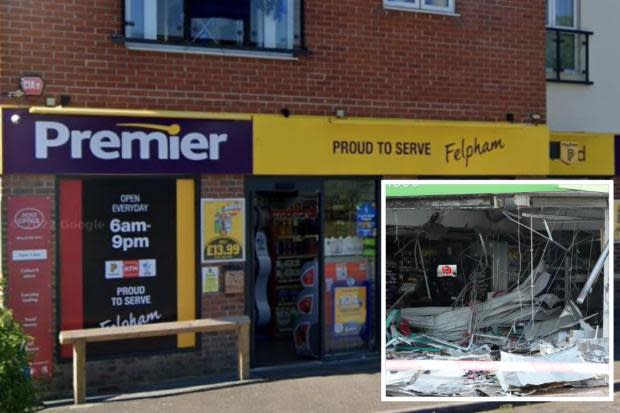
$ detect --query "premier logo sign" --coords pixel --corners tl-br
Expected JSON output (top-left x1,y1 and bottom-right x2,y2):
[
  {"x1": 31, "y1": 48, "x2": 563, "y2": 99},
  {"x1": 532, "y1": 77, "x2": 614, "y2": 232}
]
[
  {"x1": 35, "y1": 122, "x2": 229, "y2": 161},
  {"x1": 2, "y1": 109, "x2": 252, "y2": 174}
]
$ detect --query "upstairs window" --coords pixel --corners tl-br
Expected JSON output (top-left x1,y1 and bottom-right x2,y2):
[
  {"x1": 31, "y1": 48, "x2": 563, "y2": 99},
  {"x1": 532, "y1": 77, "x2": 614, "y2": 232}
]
[
  {"x1": 548, "y1": 0, "x2": 575, "y2": 27},
  {"x1": 545, "y1": 0, "x2": 592, "y2": 84},
  {"x1": 383, "y1": 0, "x2": 456, "y2": 14},
  {"x1": 124, "y1": 0, "x2": 303, "y2": 53}
]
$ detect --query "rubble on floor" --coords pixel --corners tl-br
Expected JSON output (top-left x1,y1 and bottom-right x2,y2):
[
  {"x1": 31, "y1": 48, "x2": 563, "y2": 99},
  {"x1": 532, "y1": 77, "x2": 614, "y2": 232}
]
[{"x1": 385, "y1": 266, "x2": 610, "y2": 397}]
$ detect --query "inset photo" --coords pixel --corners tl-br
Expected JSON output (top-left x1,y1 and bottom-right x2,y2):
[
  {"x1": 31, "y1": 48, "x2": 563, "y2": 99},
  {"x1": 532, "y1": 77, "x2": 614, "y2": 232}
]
[{"x1": 381, "y1": 180, "x2": 613, "y2": 402}]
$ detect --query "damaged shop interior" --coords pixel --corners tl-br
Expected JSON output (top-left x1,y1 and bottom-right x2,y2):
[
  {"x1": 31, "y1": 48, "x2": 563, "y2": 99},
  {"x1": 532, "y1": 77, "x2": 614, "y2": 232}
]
[{"x1": 385, "y1": 189, "x2": 610, "y2": 397}]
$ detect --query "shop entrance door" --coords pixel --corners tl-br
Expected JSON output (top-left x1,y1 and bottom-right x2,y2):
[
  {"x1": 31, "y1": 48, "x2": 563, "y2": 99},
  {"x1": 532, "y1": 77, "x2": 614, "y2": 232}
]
[{"x1": 248, "y1": 179, "x2": 322, "y2": 366}]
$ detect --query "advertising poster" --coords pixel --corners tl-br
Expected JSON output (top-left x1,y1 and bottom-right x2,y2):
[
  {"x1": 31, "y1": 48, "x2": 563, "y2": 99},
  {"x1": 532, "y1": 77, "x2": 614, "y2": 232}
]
[
  {"x1": 59, "y1": 178, "x2": 197, "y2": 357},
  {"x1": 334, "y1": 287, "x2": 367, "y2": 337},
  {"x1": 202, "y1": 266, "x2": 220, "y2": 293},
  {"x1": 202, "y1": 198, "x2": 245, "y2": 263},
  {"x1": 7, "y1": 196, "x2": 53, "y2": 378},
  {"x1": 324, "y1": 259, "x2": 370, "y2": 340},
  {"x1": 356, "y1": 202, "x2": 376, "y2": 238}
]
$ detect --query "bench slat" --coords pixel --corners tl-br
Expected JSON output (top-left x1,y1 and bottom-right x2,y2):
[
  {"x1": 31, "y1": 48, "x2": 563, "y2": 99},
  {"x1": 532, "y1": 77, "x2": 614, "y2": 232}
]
[{"x1": 59, "y1": 316, "x2": 250, "y2": 344}]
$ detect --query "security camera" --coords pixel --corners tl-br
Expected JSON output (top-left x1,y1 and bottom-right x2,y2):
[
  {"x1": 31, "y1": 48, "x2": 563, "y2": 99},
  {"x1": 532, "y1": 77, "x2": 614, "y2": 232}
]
[
  {"x1": 529, "y1": 113, "x2": 543, "y2": 124},
  {"x1": 7, "y1": 89, "x2": 24, "y2": 98}
]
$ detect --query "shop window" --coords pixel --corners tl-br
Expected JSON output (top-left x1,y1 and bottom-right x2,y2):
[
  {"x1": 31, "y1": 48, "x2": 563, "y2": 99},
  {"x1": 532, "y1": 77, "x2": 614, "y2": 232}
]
[
  {"x1": 124, "y1": 0, "x2": 303, "y2": 54},
  {"x1": 323, "y1": 180, "x2": 377, "y2": 354},
  {"x1": 383, "y1": 0, "x2": 456, "y2": 14},
  {"x1": 545, "y1": 0, "x2": 593, "y2": 84}
]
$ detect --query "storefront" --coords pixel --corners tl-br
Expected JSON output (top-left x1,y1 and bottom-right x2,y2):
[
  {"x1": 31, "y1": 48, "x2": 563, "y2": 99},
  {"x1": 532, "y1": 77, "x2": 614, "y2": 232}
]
[
  {"x1": 0, "y1": 105, "x2": 553, "y2": 391},
  {"x1": 1, "y1": 107, "x2": 252, "y2": 386},
  {"x1": 248, "y1": 115, "x2": 550, "y2": 366},
  {"x1": 247, "y1": 177, "x2": 379, "y2": 366}
]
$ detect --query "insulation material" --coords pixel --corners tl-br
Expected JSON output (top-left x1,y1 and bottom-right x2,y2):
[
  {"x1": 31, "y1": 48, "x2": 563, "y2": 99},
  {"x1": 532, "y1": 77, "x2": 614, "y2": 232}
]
[
  {"x1": 400, "y1": 268, "x2": 557, "y2": 342},
  {"x1": 523, "y1": 301, "x2": 585, "y2": 340},
  {"x1": 496, "y1": 347, "x2": 598, "y2": 392}
]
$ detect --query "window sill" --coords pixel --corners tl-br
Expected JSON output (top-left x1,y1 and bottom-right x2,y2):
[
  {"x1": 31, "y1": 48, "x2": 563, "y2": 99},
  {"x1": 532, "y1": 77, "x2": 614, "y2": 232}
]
[
  {"x1": 125, "y1": 41, "x2": 301, "y2": 61},
  {"x1": 547, "y1": 79, "x2": 594, "y2": 85},
  {"x1": 383, "y1": 5, "x2": 460, "y2": 17}
]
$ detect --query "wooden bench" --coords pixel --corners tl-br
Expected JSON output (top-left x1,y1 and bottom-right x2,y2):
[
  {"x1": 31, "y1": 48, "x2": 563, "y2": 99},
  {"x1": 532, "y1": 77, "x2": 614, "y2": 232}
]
[{"x1": 58, "y1": 316, "x2": 251, "y2": 405}]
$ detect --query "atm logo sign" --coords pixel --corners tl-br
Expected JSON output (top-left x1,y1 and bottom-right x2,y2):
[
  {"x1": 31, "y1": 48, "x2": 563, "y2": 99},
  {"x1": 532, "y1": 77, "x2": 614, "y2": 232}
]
[{"x1": 105, "y1": 259, "x2": 156, "y2": 279}]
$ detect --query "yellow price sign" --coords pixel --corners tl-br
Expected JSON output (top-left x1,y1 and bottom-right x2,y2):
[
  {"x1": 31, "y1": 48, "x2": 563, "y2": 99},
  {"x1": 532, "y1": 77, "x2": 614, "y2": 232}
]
[
  {"x1": 205, "y1": 238, "x2": 242, "y2": 260},
  {"x1": 201, "y1": 198, "x2": 245, "y2": 263}
]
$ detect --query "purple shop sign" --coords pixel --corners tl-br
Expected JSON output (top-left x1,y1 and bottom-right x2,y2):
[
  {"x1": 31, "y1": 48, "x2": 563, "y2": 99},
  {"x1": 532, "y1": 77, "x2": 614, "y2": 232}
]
[{"x1": 2, "y1": 109, "x2": 252, "y2": 174}]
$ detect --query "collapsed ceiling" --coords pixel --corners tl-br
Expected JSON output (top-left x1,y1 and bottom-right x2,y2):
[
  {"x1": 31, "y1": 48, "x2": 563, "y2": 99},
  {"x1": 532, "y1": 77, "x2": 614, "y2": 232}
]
[{"x1": 385, "y1": 190, "x2": 610, "y2": 397}]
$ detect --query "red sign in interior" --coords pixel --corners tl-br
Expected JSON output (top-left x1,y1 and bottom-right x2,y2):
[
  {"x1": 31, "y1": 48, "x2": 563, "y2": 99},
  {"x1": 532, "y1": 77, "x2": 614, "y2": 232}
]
[{"x1": 7, "y1": 196, "x2": 53, "y2": 379}]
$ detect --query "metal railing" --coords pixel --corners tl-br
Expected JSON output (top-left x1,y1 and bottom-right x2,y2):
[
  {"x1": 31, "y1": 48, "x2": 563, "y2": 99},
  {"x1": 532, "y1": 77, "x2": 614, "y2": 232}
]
[{"x1": 546, "y1": 27, "x2": 593, "y2": 84}]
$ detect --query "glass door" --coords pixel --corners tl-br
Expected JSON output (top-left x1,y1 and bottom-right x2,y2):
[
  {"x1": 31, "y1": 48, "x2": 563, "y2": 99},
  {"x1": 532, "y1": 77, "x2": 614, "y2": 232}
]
[
  {"x1": 249, "y1": 179, "x2": 322, "y2": 366},
  {"x1": 323, "y1": 180, "x2": 378, "y2": 355}
]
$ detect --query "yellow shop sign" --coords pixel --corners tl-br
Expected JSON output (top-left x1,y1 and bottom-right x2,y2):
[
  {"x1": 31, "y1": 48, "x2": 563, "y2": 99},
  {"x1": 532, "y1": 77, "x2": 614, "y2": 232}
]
[
  {"x1": 549, "y1": 133, "x2": 614, "y2": 176},
  {"x1": 253, "y1": 115, "x2": 549, "y2": 175}
]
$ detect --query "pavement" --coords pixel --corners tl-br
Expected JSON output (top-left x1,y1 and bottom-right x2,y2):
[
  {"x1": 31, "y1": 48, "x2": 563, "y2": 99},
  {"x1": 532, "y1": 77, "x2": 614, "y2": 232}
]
[{"x1": 40, "y1": 359, "x2": 618, "y2": 413}]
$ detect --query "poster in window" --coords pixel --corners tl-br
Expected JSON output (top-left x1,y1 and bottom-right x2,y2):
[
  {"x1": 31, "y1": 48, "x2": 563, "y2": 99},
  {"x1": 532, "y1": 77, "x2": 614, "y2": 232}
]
[
  {"x1": 356, "y1": 202, "x2": 376, "y2": 238},
  {"x1": 202, "y1": 266, "x2": 220, "y2": 293},
  {"x1": 334, "y1": 286, "x2": 367, "y2": 337},
  {"x1": 201, "y1": 198, "x2": 245, "y2": 263},
  {"x1": 59, "y1": 178, "x2": 197, "y2": 357}
]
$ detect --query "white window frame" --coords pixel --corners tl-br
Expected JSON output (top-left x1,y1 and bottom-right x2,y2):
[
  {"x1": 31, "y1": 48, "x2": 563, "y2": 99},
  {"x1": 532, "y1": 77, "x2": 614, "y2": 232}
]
[
  {"x1": 547, "y1": 0, "x2": 577, "y2": 29},
  {"x1": 421, "y1": 0, "x2": 455, "y2": 13},
  {"x1": 546, "y1": 0, "x2": 591, "y2": 82},
  {"x1": 383, "y1": 0, "x2": 456, "y2": 15}
]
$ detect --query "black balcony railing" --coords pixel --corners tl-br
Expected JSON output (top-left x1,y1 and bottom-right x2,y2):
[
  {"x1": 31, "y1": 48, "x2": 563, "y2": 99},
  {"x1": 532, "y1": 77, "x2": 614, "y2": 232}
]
[
  {"x1": 122, "y1": 0, "x2": 306, "y2": 55},
  {"x1": 546, "y1": 27, "x2": 593, "y2": 84}
]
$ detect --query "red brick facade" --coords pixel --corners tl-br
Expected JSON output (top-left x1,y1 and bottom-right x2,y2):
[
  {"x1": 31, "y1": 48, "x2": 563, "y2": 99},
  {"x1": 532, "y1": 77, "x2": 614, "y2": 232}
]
[
  {"x1": 0, "y1": 0, "x2": 546, "y2": 122},
  {"x1": 1, "y1": 174, "x2": 247, "y2": 397},
  {"x1": 0, "y1": 0, "x2": 548, "y2": 396}
]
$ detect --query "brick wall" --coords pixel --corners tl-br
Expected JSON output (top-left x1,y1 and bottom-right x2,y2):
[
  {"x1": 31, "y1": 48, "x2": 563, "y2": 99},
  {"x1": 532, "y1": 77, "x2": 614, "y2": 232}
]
[
  {"x1": 0, "y1": 0, "x2": 546, "y2": 123},
  {"x1": 0, "y1": 174, "x2": 245, "y2": 396},
  {"x1": 199, "y1": 175, "x2": 246, "y2": 373}
]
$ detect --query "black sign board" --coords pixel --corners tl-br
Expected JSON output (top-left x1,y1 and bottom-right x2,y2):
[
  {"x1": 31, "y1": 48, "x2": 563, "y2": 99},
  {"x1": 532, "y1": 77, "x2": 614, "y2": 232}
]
[{"x1": 82, "y1": 179, "x2": 178, "y2": 355}]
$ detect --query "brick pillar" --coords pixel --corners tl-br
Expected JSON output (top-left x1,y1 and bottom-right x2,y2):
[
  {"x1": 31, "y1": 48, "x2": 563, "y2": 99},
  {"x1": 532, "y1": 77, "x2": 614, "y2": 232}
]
[{"x1": 200, "y1": 175, "x2": 247, "y2": 370}]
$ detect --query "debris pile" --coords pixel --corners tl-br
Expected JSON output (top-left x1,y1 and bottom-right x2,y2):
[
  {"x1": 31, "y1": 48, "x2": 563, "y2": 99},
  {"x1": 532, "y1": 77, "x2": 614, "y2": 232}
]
[{"x1": 386, "y1": 265, "x2": 609, "y2": 397}]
